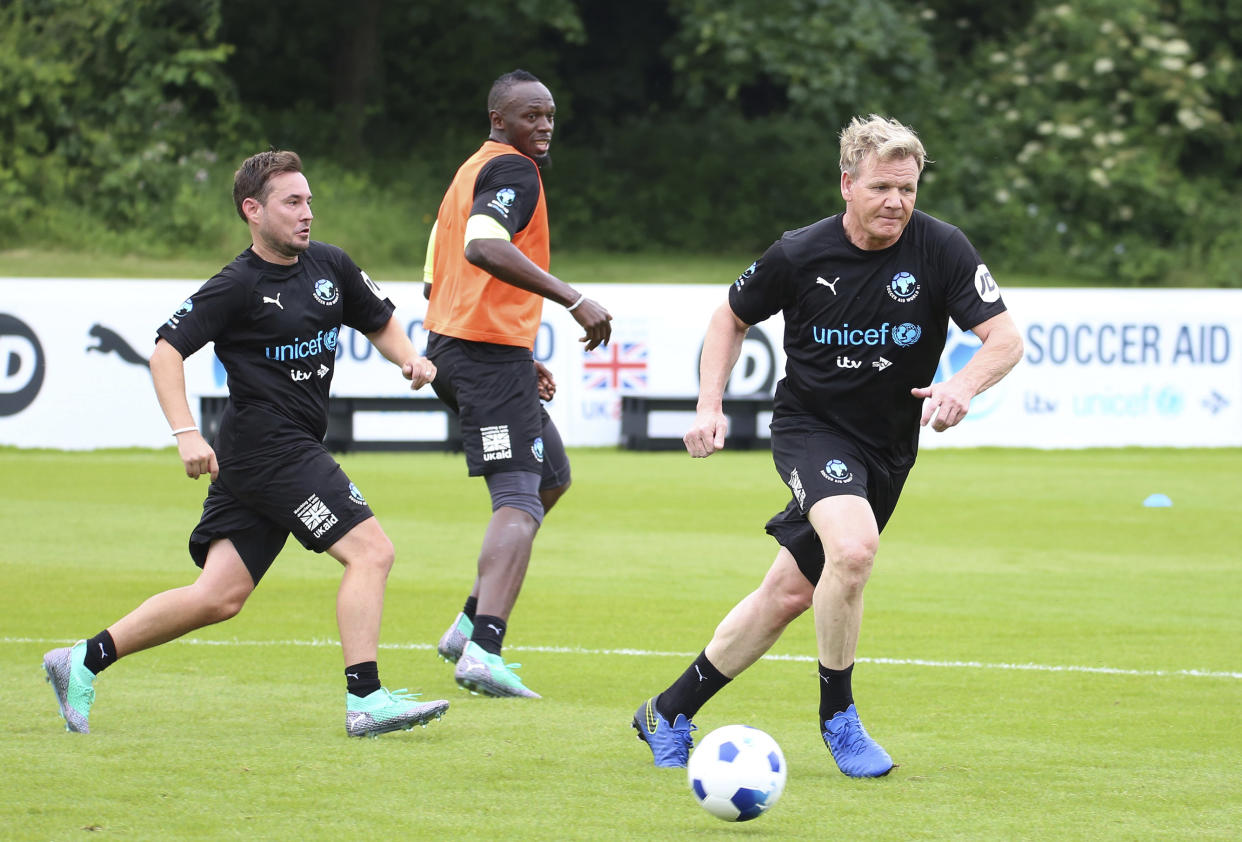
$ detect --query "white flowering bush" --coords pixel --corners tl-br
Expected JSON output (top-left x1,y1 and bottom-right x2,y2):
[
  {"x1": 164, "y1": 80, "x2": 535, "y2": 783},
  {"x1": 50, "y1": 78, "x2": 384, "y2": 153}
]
[{"x1": 925, "y1": 0, "x2": 1238, "y2": 284}]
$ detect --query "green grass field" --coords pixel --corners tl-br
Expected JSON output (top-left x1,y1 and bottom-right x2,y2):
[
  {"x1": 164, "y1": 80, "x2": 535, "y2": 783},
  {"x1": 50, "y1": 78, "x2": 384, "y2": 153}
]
[{"x1": 3, "y1": 446, "x2": 1239, "y2": 840}]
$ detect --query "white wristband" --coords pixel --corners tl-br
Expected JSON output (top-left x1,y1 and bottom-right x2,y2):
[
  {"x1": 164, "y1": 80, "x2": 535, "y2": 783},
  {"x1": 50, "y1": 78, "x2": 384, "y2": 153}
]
[
  {"x1": 171, "y1": 426, "x2": 198, "y2": 436},
  {"x1": 565, "y1": 294, "x2": 586, "y2": 312}
]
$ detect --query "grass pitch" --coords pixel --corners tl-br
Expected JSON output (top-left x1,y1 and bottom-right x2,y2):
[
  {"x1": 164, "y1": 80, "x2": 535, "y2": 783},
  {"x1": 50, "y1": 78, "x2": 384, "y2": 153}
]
[{"x1": 3, "y1": 446, "x2": 1239, "y2": 840}]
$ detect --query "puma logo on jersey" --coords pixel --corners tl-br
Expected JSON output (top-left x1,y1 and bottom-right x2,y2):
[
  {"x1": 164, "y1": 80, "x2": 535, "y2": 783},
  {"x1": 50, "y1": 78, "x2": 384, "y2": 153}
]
[
  {"x1": 816, "y1": 276, "x2": 840, "y2": 294},
  {"x1": 263, "y1": 293, "x2": 284, "y2": 310}
]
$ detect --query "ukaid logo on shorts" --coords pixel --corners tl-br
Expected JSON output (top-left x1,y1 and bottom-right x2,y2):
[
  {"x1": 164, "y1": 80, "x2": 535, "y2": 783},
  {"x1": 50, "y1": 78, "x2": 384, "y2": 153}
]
[
  {"x1": 481, "y1": 425, "x2": 512, "y2": 461},
  {"x1": 296, "y1": 493, "x2": 339, "y2": 538}
]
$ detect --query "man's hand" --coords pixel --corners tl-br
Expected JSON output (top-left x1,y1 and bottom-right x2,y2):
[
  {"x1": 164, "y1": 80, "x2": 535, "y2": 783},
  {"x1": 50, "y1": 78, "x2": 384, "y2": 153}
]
[
  {"x1": 535, "y1": 361, "x2": 556, "y2": 401},
  {"x1": 176, "y1": 431, "x2": 219, "y2": 481},
  {"x1": 570, "y1": 297, "x2": 612, "y2": 351},
  {"x1": 402, "y1": 356, "x2": 437, "y2": 390},
  {"x1": 683, "y1": 409, "x2": 728, "y2": 458},
  {"x1": 911, "y1": 382, "x2": 972, "y2": 432}
]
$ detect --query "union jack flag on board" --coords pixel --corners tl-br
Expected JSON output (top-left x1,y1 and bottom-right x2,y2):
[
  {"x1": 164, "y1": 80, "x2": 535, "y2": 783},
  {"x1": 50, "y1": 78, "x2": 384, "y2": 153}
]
[{"x1": 582, "y1": 342, "x2": 648, "y2": 391}]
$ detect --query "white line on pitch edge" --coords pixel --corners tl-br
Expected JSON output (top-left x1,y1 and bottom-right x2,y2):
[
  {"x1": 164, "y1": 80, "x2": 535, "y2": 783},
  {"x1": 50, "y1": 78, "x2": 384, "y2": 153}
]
[{"x1": 4, "y1": 636, "x2": 1239, "y2": 680}]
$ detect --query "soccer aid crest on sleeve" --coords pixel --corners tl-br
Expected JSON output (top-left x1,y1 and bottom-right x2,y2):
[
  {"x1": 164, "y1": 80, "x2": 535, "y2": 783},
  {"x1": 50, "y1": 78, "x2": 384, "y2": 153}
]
[
  {"x1": 165, "y1": 299, "x2": 193, "y2": 329},
  {"x1": 488, "y1": 188, "x2": 516, "y2": 218}
]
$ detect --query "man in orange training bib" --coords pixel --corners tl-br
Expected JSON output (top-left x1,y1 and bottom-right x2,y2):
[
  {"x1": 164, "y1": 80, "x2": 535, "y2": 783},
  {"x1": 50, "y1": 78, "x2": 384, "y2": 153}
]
[{"x1": 423, "y1": 69, "x2": 612, "y2": 698}]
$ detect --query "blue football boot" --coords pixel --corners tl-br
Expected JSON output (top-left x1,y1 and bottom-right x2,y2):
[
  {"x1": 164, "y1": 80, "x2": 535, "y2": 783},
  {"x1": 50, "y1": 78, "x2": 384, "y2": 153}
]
[
  {"x1": 633, "y1": 697, "x2": 696, "y2": 768},
  {"x1": 822, "y1": 704, "x2": 895, "y2": 777}
]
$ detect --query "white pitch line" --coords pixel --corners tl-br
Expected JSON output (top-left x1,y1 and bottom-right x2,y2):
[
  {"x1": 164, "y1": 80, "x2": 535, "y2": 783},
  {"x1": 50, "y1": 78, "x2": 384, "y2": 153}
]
[{"x1": 5, "y1": 636, "x2": 1240, "y2": 680}]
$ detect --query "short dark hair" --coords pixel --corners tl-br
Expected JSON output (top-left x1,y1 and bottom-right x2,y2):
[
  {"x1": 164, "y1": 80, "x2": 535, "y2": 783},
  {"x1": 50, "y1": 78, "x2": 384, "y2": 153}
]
[
  {"x1": 232, "y1": 150, "x2": 303, "y2": 220},
  {"x1": 487, "y1": 69, "x2": 541, "y2": 114}
]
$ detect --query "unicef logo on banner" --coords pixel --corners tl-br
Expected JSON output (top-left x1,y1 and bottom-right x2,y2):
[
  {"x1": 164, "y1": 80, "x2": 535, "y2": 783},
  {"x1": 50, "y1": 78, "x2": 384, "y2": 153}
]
[
  {"x1": 933, "y1": 325, "x2": 1001, "y2": 420},
  {"x1": 0, "y1": 314, "x2": 45, "y2": 416}
]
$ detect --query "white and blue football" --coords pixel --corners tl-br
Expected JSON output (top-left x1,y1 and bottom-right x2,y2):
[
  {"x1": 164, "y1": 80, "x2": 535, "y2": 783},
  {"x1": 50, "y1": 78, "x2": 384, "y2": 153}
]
[{"x1": 687, "y1": 724, "x2": 787, "y2": 822}]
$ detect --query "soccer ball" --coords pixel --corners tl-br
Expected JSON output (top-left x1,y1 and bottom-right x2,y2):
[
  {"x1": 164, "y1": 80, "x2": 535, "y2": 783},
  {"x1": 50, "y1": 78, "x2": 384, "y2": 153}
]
[{"x1": 687, "y1": 724, "x2": 787, "y2": 822}]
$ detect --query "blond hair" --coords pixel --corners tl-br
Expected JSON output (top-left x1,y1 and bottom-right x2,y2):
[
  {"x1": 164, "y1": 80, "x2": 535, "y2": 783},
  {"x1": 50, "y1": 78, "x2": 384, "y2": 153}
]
[{"x1": 838, "y1": 115, "x2": 928, "y2": 179}]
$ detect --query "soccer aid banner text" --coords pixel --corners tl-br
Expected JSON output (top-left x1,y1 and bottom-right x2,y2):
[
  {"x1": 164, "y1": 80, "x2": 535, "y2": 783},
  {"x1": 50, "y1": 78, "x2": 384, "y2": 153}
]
[{"x1": 0, "y1": 279, "x2": 1239, "y2": 449}]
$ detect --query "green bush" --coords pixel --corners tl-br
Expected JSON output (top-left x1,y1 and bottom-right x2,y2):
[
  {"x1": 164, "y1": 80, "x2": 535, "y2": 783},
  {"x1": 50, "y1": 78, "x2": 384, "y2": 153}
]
[
  {"x1": 0, "y1": 0, "x2": 244, "y2": 249},
  {"x1": 923, "y1": 0, "x2": 1241, "y2": 286}
]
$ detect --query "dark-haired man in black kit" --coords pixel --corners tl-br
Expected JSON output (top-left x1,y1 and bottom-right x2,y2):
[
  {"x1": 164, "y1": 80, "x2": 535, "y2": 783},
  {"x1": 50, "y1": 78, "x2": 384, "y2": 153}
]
[{"x1": 43, "y1": 150, "x2": 450, "y2": 739}]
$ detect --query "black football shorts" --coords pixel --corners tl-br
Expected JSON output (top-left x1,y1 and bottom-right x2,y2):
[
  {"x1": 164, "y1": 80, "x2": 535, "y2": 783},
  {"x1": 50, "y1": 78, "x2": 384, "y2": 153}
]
[
  {"x1": 764, "y1": 415, "x2": 910, "y2": 584},
  {"x1": 427, "y1": 334, "x2": 570, "y2": 489},
  {"x1": 188, "y1": 442, "x2": 375, "y2": 583}
]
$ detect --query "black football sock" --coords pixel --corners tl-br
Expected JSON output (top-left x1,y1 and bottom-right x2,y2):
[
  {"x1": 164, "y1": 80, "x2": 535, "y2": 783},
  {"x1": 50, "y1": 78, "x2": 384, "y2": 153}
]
[
  {"x1": 82, "y1": 629, "x2": 117, "y2": 675},
  {"x1": 345, "y1": 661, "x2": 381, "y2": 698},
  {"x1": 462, "y1": 596, "x2": 478, "y2": 622},
  {"x1": 656, "y1": 651, "x2": 731, "y2": 722},
  {"x1": 471, "y1": 614, "x2": 506, "y2": 656},
  {"x1": 818, "y1": 662, "x2": 855, "y2": 723}
]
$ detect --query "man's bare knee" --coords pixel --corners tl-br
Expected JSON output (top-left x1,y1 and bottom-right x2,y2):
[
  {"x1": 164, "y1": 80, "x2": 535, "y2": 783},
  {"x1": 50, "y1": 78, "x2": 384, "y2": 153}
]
[
  {"x1": 825, "y1": 541, "x2": 876, "y2": 591},
  {"x1": 351, "y1": 537, "x2": 395, "y2": 577},
  {"x1": 192, "y1": 583, "x2": 249, "y2": 624}
]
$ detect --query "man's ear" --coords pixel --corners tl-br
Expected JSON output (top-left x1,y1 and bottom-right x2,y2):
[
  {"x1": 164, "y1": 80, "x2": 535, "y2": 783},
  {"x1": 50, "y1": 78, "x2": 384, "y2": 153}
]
[{"x1": 242, "y1": 196, "x2": 262, "y2": 223}]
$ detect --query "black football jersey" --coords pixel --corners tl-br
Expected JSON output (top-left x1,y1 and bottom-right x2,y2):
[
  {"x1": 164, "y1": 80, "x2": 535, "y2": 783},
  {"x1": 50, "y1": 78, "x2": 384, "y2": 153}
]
[
  {"x1": 729, "y1": 210, "x2": 1007, "y2": 467},
  {"x1": 157, "y1": 241, "x2": 395, "y2": 459}
]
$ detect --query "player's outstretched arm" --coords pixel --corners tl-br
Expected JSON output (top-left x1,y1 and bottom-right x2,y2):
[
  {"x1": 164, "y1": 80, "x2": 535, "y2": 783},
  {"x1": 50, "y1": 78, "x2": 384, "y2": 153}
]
[
  {"x1": 365, "y1": 316, "x2": 436, "y2": 390},
  {"x1": 912, "y1": 311, "x2": 1023, "y2": 432},
  {"x1": 684, "y1": 301, "x2": 750, "y2": 458},
  {"x1": 465, "y1": 237, "x2": 612, "y2": 351},
  {"x1": 150, "y1": 339, "x2": 218, "y2": 480}
]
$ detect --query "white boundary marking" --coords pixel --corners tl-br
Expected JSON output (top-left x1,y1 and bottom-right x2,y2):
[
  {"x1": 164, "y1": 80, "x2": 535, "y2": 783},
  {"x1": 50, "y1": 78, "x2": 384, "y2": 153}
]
[{"x1": 6, "y1": 636, "x2": 1240, "y2": 679}]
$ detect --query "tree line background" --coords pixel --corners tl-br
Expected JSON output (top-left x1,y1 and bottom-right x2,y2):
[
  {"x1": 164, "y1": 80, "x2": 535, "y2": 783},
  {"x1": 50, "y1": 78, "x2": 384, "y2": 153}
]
[{"x1": 2, "y1": 0, "x2": 1240, "y2": 285}]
